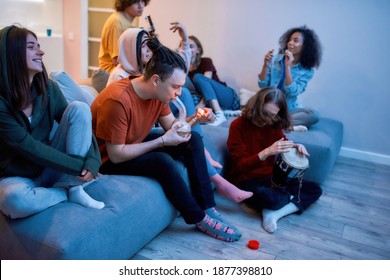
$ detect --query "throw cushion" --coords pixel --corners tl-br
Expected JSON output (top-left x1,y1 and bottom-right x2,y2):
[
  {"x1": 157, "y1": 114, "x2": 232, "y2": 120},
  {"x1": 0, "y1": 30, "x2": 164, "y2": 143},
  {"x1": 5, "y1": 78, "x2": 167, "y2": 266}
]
[{"x1": 50, "y1": 71, "x2": 96, "y2": 105}]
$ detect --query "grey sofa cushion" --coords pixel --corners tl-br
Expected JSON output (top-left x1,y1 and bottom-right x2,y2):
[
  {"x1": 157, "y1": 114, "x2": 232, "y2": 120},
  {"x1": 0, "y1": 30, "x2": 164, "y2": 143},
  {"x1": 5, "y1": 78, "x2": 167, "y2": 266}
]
[
  {"x1": 91, "y1": 69, "x2": 110, "y2": 93},
  {"x1": 0, "y1": 175, "x2": 178, "y2": 259},
  {"x1": 50, "y1": 71, "x2": 97, "y2": 105}
]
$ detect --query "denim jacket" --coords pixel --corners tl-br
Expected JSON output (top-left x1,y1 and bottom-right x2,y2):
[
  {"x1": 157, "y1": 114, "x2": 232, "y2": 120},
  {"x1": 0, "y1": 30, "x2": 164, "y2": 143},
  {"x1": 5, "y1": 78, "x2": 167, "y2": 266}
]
[{"x1": 258, "y1": 53, "x2": 314, "y2": 110}]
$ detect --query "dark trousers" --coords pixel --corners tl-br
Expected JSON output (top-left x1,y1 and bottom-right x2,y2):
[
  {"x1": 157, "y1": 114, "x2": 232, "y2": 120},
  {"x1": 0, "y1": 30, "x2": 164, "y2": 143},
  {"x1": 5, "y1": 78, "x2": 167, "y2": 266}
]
[
  {"x1": 100, "y1": 132, "x2": 215, "y2": 224},
  {"x1": 238, "y1": 177, "x2": 322, "y2": 213}
]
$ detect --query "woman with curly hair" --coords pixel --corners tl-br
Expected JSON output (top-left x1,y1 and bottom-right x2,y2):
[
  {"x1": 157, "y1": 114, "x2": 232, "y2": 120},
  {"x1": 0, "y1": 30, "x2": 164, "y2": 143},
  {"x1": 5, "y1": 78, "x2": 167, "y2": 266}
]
[{"x1": 258, "y1": 26, "x2": 323, "y2": 131}]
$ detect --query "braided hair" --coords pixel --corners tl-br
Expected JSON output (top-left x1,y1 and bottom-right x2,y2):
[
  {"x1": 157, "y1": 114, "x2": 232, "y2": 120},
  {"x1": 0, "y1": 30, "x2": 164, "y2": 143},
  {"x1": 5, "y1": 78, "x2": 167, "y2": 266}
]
[{"x1": 143, "y1": 37, "x2": 187, "y2": 82}]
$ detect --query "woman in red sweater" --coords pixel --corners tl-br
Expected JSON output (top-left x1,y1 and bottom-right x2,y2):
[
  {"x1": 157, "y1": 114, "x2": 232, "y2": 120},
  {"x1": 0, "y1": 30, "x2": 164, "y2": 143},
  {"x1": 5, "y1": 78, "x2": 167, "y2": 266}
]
[{"x1": 227, "y1": 87, "x2": 322, "y2": 233}]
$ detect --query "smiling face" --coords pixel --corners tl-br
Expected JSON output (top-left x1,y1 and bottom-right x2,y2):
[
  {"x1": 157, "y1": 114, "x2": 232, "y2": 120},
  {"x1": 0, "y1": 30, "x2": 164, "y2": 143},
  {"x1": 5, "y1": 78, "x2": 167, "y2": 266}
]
[
  {"x1": 26, "y1": 33, "x2": 44, "y2": 82},
  {"x1": 287, "y1": 32, "x2": 304, "y2": 57},
  {"x1": 155, "y1": 68, "x2": 186, "y2": 104}
]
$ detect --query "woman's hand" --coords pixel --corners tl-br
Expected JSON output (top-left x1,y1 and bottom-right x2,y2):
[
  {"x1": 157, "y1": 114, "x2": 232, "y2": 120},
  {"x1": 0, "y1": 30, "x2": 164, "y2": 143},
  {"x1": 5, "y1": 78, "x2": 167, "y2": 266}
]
[
  {"x1": 284, "y1": 49, "x2": 294, "y2": 67},
  {"x1": 294, "y1": 143, "x2": 310, "y2": 156},
  {"x1": 77, "y1": 169, "x2": 96, "y2": 182},
  {"x1": 196, "y1": 107, "x2": 216, "y2": 123},
  {"x1": 170, "y1": 22, "x2": 188, "y2": 42},
  {"x1": 267, "y1": 138, "x2": 294, "y2": 156},
  {"x1": 263, "y1": 49, "x2": 274, "y2": 67}
]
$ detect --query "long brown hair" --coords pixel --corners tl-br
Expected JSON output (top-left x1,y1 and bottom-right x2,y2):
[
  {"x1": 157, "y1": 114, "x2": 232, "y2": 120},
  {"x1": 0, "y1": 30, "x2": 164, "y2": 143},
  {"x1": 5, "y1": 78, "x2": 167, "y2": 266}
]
[
  {"x1": 3, "y1": 25, "x2": 48, "y2": 112},
  {"x1": 242, "y1": 87, "x2": 291, "y2": 129},
  {"x1": 188, "y1": 35, "x2": 203, "y2": 69}
]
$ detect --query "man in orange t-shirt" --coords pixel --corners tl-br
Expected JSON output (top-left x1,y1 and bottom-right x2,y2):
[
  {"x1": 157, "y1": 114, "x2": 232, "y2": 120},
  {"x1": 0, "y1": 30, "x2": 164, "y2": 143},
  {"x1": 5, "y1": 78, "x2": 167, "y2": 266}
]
[{"x1": 91, "y1": 38, "x2": 242, "y2": 242}]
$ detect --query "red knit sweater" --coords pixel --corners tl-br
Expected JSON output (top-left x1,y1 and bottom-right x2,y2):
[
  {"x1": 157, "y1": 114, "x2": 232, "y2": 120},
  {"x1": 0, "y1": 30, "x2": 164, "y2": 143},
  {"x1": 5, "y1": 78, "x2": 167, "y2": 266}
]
[{"x1": 227, "y1": 116, "x2": 286, "y2": 185}]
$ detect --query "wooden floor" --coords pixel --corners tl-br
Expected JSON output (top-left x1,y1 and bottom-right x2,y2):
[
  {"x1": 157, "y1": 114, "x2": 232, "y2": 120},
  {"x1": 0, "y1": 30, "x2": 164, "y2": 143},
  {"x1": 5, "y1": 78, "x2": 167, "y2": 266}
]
[{"x1": 132, "y1": 156, "x2": 390, "y2": 260}]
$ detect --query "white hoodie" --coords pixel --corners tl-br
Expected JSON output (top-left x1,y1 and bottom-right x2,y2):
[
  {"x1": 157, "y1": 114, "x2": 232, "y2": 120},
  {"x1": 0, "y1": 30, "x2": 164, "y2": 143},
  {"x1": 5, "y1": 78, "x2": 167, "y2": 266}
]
[
  {"x1": 107, "y1": 28, "x2": 191, "y2": 86},
  {"x1": 107, "y1": 28, "x2": 146, "y2": 86}
]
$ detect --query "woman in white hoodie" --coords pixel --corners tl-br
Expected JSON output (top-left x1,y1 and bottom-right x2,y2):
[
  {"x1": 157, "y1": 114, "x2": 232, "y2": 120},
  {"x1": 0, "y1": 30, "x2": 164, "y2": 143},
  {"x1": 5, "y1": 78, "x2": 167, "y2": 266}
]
[{"x1": 107, "y1": 24, "x2": 252, "y2": 203}]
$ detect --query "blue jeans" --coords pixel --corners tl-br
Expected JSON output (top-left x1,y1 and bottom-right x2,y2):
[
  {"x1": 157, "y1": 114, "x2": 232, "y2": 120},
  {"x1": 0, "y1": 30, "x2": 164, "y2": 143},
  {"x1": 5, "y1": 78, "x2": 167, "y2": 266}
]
[
  {"x1": 191, "y1": 74, "x2": 240, "y2": 110},
  {"x1": 238, "y1": 178, "x2": 322, "y2": 213},
  {"x1": 100, "y1": 132, "x2": 216, "y2": 224},
  {"x1": 0, "y1": 101, "x2": 93, "y2": 219},
  {"x1": 290, "y1": 107, "x2": 320, "y2": 127}
]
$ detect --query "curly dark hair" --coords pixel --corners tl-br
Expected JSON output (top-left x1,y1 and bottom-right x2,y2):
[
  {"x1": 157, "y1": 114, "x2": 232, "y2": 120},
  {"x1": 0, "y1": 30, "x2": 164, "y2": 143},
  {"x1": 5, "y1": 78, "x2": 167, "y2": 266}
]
[
  {"x1": 278, "y1": 25, "x2": 322, "y2": 69},
  {"x1": 114, "y1": 0, "x2": 151, "y2": 11},
  {"x1": 242, "y1": 87, "x2": 291, "y2": 129}
]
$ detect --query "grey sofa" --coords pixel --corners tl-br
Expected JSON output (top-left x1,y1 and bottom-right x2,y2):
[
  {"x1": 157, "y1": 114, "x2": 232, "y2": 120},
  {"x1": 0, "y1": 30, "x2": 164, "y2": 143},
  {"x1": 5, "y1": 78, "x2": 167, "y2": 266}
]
[{"x1": 0, "y1": 116, "x2": 343, "y2": 259}]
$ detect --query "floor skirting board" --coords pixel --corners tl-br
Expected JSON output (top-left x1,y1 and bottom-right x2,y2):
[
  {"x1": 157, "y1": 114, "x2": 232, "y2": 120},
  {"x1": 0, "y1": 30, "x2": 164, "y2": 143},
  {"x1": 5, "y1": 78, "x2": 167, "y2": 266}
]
[{"x1": 340, "y1": 147, "x2": 390, "y2": 166}]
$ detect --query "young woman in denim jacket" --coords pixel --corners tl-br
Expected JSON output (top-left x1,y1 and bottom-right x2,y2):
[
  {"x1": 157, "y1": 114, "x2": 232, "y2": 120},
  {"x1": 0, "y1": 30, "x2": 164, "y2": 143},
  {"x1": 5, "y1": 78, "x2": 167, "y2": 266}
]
[{"x1": 258, "y1": 26, "x2": 322, "y2": 131}]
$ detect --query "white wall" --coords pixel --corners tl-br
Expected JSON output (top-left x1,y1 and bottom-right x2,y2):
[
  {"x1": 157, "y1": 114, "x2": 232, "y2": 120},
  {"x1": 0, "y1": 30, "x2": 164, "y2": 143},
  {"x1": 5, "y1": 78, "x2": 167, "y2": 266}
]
[
  {"x1": 142, "y1": 0, "x2": 390, "y2": 165},
  {"x1": 0, "y1": 0, "x2": 64, "y2": 73},
  {"x1": 0, "y1": 0, "x2": 62, "y2": 34},
  {"x1": 63, "y1": 0, "x2": 88, "y2": 79}
]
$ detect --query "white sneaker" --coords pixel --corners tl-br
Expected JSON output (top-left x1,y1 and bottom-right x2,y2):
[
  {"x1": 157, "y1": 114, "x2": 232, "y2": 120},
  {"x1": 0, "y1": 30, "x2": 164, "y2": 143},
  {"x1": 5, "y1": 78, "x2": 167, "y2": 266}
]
[
  {"x1": 224, "y1": 110, "x2": 242, "y2": 118},
  {"x1": 209, "y1": 111, "x2": 227, "y2": 126}
]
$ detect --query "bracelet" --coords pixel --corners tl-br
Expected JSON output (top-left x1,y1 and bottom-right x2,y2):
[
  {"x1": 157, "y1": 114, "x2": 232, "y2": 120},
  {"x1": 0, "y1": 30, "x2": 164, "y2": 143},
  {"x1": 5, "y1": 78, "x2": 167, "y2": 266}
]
[{"x1": 161, "y1": 136, "x2": 165, "y2": 147}]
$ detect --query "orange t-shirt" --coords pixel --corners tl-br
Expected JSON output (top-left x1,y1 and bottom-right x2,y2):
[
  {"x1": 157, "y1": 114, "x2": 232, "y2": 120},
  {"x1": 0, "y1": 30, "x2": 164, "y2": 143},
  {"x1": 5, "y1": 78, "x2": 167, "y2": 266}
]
[{"x1": 91, "y1": 77, "x2": 171, "y2": 164}]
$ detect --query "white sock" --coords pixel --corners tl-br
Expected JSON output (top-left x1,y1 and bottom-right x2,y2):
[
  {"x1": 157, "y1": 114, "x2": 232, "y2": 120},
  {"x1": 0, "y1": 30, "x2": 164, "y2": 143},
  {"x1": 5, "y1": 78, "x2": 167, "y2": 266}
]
[
  {"x1": 293, "y1": 125, "x2": 308, "y2": 132},
  {"x1": 262, "y1": 202, "x2": 299, "y2": 233},
  {"x1": 239, "y1": 88, "x2": 256, "y2": 106},
  {"x1": 68, "y1": 185, "x2": 105, "y2": 209}
]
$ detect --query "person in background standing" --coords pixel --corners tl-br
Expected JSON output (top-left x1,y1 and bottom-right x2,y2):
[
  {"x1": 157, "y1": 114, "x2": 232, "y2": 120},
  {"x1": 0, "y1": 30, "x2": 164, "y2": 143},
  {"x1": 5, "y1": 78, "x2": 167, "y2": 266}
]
[{"x1": 99, "y1": 0, "x2": 151, "y2": 73}]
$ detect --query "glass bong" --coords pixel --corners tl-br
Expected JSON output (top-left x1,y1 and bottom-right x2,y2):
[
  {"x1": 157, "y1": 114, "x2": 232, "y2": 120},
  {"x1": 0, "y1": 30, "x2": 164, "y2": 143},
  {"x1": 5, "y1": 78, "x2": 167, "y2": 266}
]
[{"x1": 172, "y1": 98, "x2": 202, "y2": 136}]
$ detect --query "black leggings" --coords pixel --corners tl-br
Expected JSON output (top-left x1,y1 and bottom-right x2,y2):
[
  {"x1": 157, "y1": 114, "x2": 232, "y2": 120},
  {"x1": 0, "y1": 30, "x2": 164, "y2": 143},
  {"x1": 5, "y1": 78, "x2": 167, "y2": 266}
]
[
  {"x1": 238, "y1": 177, "x2": 322, "y2": 213},
  {"x1": 100, "y1": 132, "x2": 215, "y2": 224}
]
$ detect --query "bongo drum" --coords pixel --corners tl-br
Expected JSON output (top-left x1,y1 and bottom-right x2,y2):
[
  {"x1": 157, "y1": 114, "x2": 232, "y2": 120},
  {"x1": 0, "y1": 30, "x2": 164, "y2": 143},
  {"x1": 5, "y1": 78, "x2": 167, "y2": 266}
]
[{"x1": 272, "y1": 147, "x2": 309, "y2": 189}]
